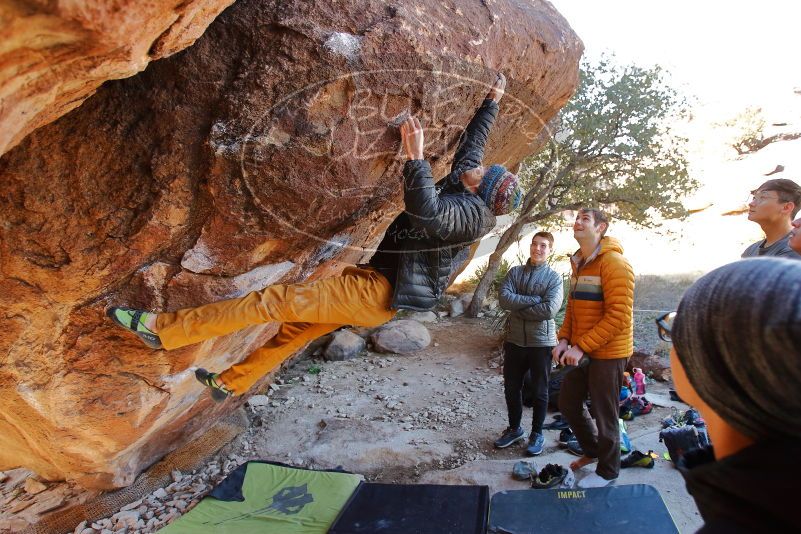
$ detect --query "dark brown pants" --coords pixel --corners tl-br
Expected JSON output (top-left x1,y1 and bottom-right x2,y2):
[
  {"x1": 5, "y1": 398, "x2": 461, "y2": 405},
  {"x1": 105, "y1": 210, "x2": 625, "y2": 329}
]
[{"x1": 558, "y1": 357, "x2": 628, "y2": 480}]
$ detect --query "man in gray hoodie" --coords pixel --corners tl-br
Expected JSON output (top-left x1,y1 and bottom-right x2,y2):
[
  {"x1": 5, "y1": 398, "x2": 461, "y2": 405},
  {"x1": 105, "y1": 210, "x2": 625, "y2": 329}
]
[{"x1": 494, "y1": 231, "x2": 564, "y2": 455}]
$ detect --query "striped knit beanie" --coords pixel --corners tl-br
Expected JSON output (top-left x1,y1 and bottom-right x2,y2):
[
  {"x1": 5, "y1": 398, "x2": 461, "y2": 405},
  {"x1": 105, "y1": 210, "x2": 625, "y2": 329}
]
[
  {"x1": 477, "y1": 164, "x2": 523, "y2": 216},
  {"x1": 672, "y1": 258, "x2": 801, "y2": 441}
]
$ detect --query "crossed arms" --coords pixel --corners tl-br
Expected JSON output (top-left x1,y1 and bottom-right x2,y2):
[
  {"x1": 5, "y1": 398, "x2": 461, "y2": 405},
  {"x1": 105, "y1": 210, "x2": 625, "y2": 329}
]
[{"x1": 499, "y1": 268, "x2": 564, "y2": 321}]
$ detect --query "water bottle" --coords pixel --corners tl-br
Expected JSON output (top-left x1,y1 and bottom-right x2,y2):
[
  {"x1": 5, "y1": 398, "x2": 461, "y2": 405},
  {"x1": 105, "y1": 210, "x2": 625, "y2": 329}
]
[{"x1": 633, "y1": 368, "x2": 646, "y2": 397}]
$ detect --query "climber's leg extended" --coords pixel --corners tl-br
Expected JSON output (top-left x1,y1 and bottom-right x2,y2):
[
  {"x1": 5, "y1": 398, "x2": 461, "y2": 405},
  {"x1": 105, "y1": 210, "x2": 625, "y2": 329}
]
[
  {"x1": 211, "y1": 321, "x2": 342, "y2": 397},
  {"x1": 108, "y1": 266, "x2": 395, "y2": 350}
]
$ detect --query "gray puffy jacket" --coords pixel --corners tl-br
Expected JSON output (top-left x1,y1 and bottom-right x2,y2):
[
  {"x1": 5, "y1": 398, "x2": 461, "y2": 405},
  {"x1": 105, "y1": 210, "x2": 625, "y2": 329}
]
[{"x1": 499, "y1": 261, "x2": 563, "y2": 347}]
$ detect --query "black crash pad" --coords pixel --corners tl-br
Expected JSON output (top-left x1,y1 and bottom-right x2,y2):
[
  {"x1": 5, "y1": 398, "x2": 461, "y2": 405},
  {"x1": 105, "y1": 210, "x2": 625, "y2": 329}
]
[{"x1": 329, "y1": 483, "x2": 489, "y2": 534}]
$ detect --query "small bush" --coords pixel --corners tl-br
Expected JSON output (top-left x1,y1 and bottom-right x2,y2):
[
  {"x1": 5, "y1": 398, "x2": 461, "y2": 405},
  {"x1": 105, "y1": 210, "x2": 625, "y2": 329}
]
[{"x1": 464, "y1": 257, "x2": 515, "y2": 294}]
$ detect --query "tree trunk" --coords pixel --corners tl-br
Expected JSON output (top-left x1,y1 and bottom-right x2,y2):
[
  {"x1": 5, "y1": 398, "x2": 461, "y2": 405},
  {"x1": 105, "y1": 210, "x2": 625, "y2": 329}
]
[{"x1": 466, "y1": 217, "x2": 529, "y2": 317}]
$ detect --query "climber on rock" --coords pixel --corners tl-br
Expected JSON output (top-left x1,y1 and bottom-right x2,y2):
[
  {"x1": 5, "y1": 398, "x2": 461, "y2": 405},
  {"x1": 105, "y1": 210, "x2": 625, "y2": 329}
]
[{"x1": 108, "y1": 73, "x2": 522, "y2": 401}]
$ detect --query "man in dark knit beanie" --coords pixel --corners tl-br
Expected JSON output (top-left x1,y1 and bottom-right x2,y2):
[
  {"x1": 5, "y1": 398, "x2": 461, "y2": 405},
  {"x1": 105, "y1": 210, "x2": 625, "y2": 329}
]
[{"x1": 670, "y1": 257, "x2": 801, "y2": 533}]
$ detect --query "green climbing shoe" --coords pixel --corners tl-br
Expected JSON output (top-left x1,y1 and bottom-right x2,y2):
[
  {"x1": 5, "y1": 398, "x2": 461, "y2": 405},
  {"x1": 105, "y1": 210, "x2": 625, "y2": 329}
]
[
  {"x1": 195, "y1": 368, "x2": 233, "y2": 402},
  {"x1": 621, "y1": 450, "x2": 656, "y2": 469},
  {"x1": 107, "y1": 307, "x2": 162, "y2": 349}
]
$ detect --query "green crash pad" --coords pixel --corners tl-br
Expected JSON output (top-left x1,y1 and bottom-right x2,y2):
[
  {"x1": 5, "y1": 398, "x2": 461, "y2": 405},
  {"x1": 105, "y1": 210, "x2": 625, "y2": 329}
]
[{"x1": 160, "y1": 461, "x2": 363, "y2": 534}]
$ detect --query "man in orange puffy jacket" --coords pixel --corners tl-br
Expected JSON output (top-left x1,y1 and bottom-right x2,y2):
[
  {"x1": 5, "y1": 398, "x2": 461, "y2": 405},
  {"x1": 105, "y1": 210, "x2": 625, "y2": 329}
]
[{"x1": 552, "y1": 208, "x2": 634, "y2": 489}]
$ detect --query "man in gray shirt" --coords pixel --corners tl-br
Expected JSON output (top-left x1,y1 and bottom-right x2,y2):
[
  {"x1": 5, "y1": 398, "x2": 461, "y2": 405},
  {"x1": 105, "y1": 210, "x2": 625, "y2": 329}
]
[
  {"x1": 493, "y1": 231, "x2": 563, "y2": 455},
  {"x1": 742, "y1": 178, "x2": 801, "y2": 259}
]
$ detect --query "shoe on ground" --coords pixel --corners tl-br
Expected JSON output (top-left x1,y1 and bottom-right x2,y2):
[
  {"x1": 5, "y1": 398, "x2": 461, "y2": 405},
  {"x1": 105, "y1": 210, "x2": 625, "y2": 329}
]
[
  {"x1": 577, "y1": 472, "x2": 615, "y2": 489},
  {"x1": 531, "y1": 463, "x2": 567, "y2": 489},
  {"x1": 512, "y1": 460, "x2": 537, "y2": 481},
  {"x1": 558, "y1": 428, "x2": 574, "y2": 447},
  {"x1": 526, "y1": 432, "x2": 545, "y2": 456},
  {"x1": 543, "y1": 419, "x2": 570, "y2": 431},
  {"x1": 632, "y1": 402, "x2": 652, "y2": 416},
  {"x1": 106, "y1": 306, "x2": 163, "y2": 349},
  {"x1": 494, "y1": 426, "x2": 526, "y2": 448},
  {"x1": 195, "y1": 368, "x2": 233, "y2": 402},
  {"x1": 621, "y1": 450, "x2": 656, "y2": 468},
  {"x1": 566, "y1": 439, "x2": 584, "y2": 457}
]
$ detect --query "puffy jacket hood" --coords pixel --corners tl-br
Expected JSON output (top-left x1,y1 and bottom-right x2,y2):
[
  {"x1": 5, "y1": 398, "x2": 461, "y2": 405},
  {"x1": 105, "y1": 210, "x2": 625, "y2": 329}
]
[
  {"x1": 570, "y1": 236, "x2": 624, "y2": 273},
  {"x1": 599, "y1": 236, "x2": 624, "y2": 256}
]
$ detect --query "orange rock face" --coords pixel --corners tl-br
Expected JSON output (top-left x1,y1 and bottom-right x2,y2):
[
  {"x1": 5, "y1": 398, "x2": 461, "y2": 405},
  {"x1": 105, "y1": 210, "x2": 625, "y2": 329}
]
[
  {"x1": 0, "y1": 0, "x2": 582, "y2": 489},
  {"x1": 0, "y1": 0, "x2": 235, "y2": 156}
]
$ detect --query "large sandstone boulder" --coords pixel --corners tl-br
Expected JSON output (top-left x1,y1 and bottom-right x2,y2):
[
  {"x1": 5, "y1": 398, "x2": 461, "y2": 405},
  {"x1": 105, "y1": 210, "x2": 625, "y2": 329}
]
[
  {"x1": 0, "y1": 0, "x2": 235, "y2": 156},
  {"x1": 0, "y1": 0, "x2": 582, "y2": 489}
]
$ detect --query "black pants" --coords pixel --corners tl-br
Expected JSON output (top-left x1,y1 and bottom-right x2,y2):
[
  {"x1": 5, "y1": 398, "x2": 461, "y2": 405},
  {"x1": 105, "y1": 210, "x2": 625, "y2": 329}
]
[{"x1": 503, "y1": 342, "x2": 553, "y2": 434}]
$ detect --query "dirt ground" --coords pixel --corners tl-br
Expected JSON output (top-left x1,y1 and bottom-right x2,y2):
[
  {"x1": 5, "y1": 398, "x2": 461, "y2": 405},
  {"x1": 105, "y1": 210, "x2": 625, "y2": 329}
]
[
  {"x1": 2, "y1": 314, "x2": 706, "y2": 533},
  {"x1": 217, "y1": 316, "x2": 704, "y2": 533}
]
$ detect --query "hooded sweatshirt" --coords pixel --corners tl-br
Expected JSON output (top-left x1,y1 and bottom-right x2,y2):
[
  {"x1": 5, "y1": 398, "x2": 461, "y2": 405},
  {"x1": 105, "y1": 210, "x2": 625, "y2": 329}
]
[
  {"x1": 557, "y1": 236, "x2": 634, "y2": 359},
  {"x1": 671, "y1": 258, "x2": 801, "y2": 532},
  {"x1": 679, "y1": 441, "x2": 801, "y2": 533}
]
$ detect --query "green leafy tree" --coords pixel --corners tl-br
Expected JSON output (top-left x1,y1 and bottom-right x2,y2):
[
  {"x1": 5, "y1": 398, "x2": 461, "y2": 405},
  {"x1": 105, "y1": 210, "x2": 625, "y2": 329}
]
[{"x1": 467, "y1": 57, "x2": 699, "y2": 317}]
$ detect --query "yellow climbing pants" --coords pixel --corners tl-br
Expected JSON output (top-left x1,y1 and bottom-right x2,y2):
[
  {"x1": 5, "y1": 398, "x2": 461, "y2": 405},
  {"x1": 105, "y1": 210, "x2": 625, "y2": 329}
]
[{"x1": 156, "y1": 266, "x2": 396, "y2": 394}]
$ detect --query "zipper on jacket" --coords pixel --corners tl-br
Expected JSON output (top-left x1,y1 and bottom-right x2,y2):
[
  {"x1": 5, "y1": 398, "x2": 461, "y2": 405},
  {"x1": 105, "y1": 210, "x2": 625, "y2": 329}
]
[{"x1": 521, "y1": 268, "x2": 528, "y2": 346}]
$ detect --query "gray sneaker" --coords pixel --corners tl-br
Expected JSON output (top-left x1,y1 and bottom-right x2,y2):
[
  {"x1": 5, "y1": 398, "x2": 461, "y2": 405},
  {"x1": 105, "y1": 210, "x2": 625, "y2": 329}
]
[
  {"x1": 494, "y1": 427, "x2": 526, "y2": 448},
  {"x1": 526, "y1": 432, "x2": 545, "y2": 456}
]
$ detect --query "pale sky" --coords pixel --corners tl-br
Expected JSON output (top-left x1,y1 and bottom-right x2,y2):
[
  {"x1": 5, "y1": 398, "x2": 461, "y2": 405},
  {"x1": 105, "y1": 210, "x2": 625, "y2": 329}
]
[
  {"x1": 549, "y1": 0, "x2": 801, "y2": 119},
  {"x1": 461, "y1": 0, "x2": 801, "y2": 277}
]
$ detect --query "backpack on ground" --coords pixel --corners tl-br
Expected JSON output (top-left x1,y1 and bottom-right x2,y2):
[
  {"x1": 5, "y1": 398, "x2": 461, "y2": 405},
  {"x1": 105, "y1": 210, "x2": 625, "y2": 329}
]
[
  {"x1": 659, "y1": 425, "x2": 701, "y2": 464},
  {"x1": 521, "y1": 368, "x2": 565, "y2": 411}
]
